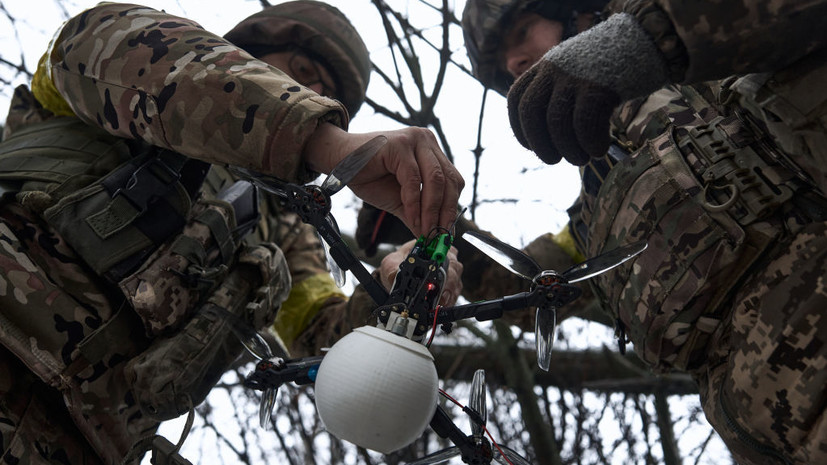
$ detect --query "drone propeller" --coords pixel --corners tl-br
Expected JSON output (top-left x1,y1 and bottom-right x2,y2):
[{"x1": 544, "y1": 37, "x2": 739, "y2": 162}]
[
  {"x1": 203, "y1": 305, "x2": 280, "y2": 429},
  {"x1": 407, "y1": 370, "x2": 530, "y2": 465},
  {"x1": 559, "y1": 240, "x2": 648, "y2": 283},
  {"x1": 318, "y1": 214, "x2": 347, "y2": 287},
  {"x1": 461, "y1": 231, "x2": 542, "y2": 281},
  {"x1": 230, "y1": 136, "x2": 388, "y2": 289},
  {"x1": 469, "y1": 369, "x2": 487, "y2": 440},
  {"x1": 320, "y1": 135, "x2": 388, "y2": 196},
  {"x1": 317, "y1": 135, "x2": 387, "y2": 286},
  {"x1": 462, "y1": 231, "x2": 647, "y2": 371}
]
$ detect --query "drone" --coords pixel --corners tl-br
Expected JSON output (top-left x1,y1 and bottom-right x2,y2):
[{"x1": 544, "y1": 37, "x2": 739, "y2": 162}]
[{"x1": 228, "y1": 136, "x2": 647, "y2": 464}]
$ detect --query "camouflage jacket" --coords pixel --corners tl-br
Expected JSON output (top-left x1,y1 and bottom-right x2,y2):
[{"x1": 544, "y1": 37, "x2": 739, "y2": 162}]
[
  {"x1": 569, "y1": 0, "x2": 827, "y2": 371},
  {"x1": 32, "y1": 2, "x2": 348, "y2": 184},
  {"x1": 631, "y1": 0, "x2": 827, "y2": 85},
  {"x1": 461, "y1": 0, "x2": 827, "y2": 371},
  {"x1": 618, "y1": 0, "x2": 827, "y2": 193},
  {"x1": 0, "y1": 3, "x2": 360, "y2": 463}
]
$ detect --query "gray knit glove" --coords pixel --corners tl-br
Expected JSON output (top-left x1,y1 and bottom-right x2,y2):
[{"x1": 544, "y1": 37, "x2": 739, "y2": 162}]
[{"x1": 507, "y1": 13, "x2": 669, "y2": 165}]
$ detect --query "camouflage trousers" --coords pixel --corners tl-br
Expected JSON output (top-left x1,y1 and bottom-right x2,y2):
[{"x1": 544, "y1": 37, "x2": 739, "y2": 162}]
[
  {"x1": 695, "y1": 220, "x2": 827, "y2": 465},
  {"x1": 0, "y1": 344, "x2": 104, "y2": 465}
]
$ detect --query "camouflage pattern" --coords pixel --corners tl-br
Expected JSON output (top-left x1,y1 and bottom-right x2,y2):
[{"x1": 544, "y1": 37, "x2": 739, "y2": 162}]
[
  {"x1": 0, "y1": 3, "x2": 373, "y2": 462},
  {"x1": 697, "y1": 220, "x2": 827, "y2": 465},
  {"x1": 576, "y1": 82, "x2": 827, "y2": 463},
  {"x1": 0, "y1": 202, "x2": 152, "y2": 464},
  {"x1": 726, "y1": 51, "x2": 827, "y2": 202},
  {"x1": 224, "y1": 1, "x2": 371, "y2": 117},
  {"x1": 0, "y1": 345, "x2": 104, "y2": 465},
  {"x1": 461, "y1": 0, "x2": 827, "y2": 463},
  {"x1": 118, "y1": 200, "x2": 236, "y2": 337},
  {"x1": 42, "y1": 3, "x2": 348, "y2": 184},
  {"x1": 642, "y1": 0, "x2": 827, "y2": 84},
  {"x1": 125, "y1": 242, "x2": 291, "y2": 422}
]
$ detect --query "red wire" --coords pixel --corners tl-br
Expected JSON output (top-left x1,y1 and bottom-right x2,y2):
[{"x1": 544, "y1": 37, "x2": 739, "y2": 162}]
[
  {"x1": 438, "y1": 389, "x2": 516, "y2": 465},
  {"x1": 426, "y1": 306, "x2": 440, "y2": 347},
  {"x1": 370, "y1": 210, "x2": 387, "y2": 246}
]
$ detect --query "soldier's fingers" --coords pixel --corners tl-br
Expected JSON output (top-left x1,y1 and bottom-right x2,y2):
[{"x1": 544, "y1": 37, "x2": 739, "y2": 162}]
[
  {"x1": 396, "y1": 129, "x2": 448, "y2": 236},
  {"x1": 515, "y1": 64, "x2": 562, "y2": 165},
  {"x1": 547, "y1": 75, "x2": 589, "y2": 166},
  {"x1": 437, "y1": 157, "x2": 463, "y2": 231},
  {"x1": 574, "y1": 84, "x2": 619, "y2": 159}
]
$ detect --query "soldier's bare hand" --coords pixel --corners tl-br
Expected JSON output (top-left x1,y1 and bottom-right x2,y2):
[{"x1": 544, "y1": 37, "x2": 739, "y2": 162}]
[
  {"x1": 304, "y1": 123, "x2": 464, "y2": 237},
  {"x1": 378, "y1": 239, "x2": 464, "y2": 307}
]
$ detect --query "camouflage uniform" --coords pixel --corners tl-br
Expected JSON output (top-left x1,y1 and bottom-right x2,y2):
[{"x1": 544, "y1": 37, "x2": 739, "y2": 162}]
[
  {"x1": 462, "y1": 0, "x2": 827, "y2": 463},
  {"x1": 0, "y1": 3, "x2": 373, "y2": 464}
]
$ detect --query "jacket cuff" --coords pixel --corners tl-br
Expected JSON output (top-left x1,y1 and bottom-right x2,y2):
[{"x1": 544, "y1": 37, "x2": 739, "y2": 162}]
[{"x1": 619, "y1": 0, "x2": 689, "y2": 83}]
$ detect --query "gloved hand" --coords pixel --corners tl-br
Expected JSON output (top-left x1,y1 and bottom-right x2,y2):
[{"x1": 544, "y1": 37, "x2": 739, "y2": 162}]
[{"x1": 507, "y1": 13, "x2": 669, "y2": 165}]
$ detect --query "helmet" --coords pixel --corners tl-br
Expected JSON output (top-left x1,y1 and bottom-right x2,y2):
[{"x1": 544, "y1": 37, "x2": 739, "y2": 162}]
[
  {"x1": 461, "y1": 0, "x2": 607, "y2": 95},
  {"x1": 224, "y1": 1, "x2": 371, "y2": 117}
]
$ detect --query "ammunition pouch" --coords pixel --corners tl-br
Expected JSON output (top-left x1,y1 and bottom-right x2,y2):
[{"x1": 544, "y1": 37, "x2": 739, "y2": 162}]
[
  {"x1": 0, "y1": 117, "x2": 210, "y2": 282},
  {"x1": 117, "y1": 181, "x2": 257, "y2": 336},
  {"x1": 124, "y1": 243, "x2": 291, "y2": 421}
]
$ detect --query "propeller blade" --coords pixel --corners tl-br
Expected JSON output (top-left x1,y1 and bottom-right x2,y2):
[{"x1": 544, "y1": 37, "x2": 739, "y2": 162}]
[
  {"x1": 463, "y1": 230, "x2": 541, "y2": 281},
  {"x1": 561, "y1": 240, "x2": 647, "y2": 284},
  {"x1": 404, "y1": 446, "x2": 461, "y2": 465},
  {"x1": 228, "y1": 166, "x2": 290, "y2": 198},
  {"x1": 319, "y1": 230, "x2": 346, "y2": 287},
  {"x1": 204, "y1": 305, "x2": 273, "y2": 361},
  {"x1": 317, "y1": 214, "x2": 346, "y2": 287},
  {"x1": 495, "y1": 445, "x2": 532, "y2": 465},
  {"x1": 535, "y1": 306, "x2": 557, "y2": 371},
  {"x1": 240, "y1": 330, "x2": 275, "y2": 362},
  {"x1": 321, "y1": 135, "x2": 388, "y2": 195},
  {"x1": 469, "y1": 369, "x2": 487, "y2": 439},
  {"x1": 259, "y1": 387, "x2": 278, "y2": 429}
]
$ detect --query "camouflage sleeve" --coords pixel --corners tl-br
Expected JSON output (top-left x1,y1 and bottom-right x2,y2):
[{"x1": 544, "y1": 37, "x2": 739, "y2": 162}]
[
  {"x1": 43, "y1": 3, "x2": 348, "y2": 183},
  {"x1": 617, "y1": 0, "x2": 827, "y2": 83}
]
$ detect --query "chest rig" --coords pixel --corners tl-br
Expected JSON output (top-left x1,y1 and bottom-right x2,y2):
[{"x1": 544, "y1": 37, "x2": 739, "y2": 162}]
[
  {"x1": 0, "y1": 116, "x2": 210, "y2": 282},
  {"x1": 568, "y1": 83, "x2": 827, "y2": 371}
]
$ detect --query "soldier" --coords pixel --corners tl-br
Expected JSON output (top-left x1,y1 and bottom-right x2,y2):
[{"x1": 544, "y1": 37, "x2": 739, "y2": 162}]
[
  {"x1": 0, "y1": 2, "x2": 462, "y2": 464},
  {"x1": 461, "y1": 0, "x2": 827, "y2": 464}
]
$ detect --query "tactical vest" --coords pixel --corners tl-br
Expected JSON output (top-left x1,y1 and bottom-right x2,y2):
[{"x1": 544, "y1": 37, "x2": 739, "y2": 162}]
[
  {"x1": 570, "y1": 76, "x2": 827, "y2": 373},
  {"x1": 0, "y1": 116, "x2": 207, "y2": 281},
  {"x1": 0, "y1": 116, "x2": 291, "y2": 463}
]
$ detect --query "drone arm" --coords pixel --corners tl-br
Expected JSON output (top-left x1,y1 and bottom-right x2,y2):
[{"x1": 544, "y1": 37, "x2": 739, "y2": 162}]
[
  {"x1": 429, "y1": 406, "x2": 479, "y2": 459},
  {"x1": 436, "y1": 289, "x2": 548, "y2": 324},
  {"x1": 244, "y1": 355, "x2": 325, "y2": 391},
  {"x1": 324, "y1": 238, "x2": 389, "y2": 304}
]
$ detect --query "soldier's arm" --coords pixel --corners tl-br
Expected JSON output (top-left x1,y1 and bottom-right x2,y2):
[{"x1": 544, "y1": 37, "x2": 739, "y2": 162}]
[
  {"x1": 616, "y1": 0, "x2": 827, "y2": 84},
  {"x1": 37, "y1": 3, "x2": 346, "y2": 184}
]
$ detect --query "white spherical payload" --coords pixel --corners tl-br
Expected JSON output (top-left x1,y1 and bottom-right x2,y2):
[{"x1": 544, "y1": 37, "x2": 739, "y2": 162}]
[{"x1": 314, "y1": 325, "x2": 439, "y2": 454}]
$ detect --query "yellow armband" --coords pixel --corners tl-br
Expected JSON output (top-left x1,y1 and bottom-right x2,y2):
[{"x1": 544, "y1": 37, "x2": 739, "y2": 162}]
[
  {"x1": 272, "y1": 273, "x2": 347, "y2": 347},
  {"x1": 31, "y1": 52, "x2": 74, "y2": 117}
]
